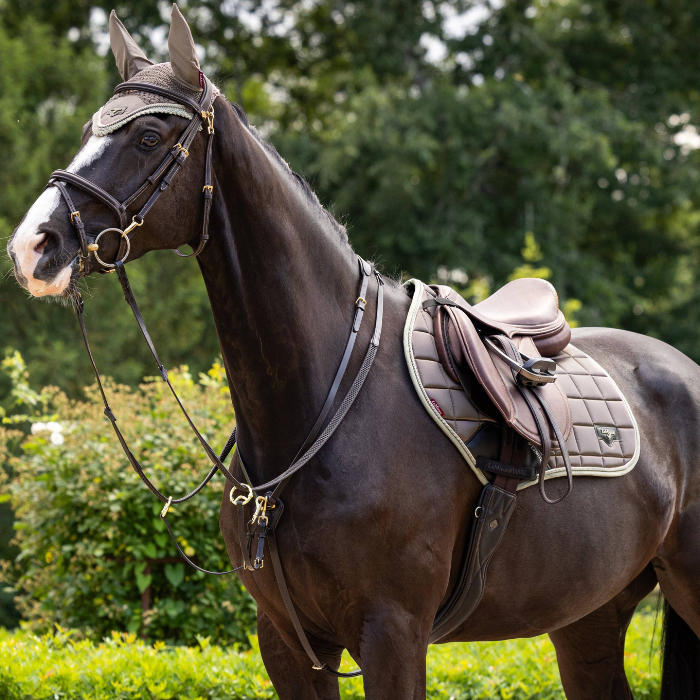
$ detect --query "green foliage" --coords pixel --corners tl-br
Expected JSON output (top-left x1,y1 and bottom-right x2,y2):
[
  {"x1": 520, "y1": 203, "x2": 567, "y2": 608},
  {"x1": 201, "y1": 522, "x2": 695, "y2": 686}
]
[
  {"x1": 0, "y1": 611, "x2": 660, "y2": 699},
  {"x1": 0, "y1": 359, "x2": 255, "y2": 645},
  {"x1": 2, "y1": 0, "x2": 700, "y2": 390}
]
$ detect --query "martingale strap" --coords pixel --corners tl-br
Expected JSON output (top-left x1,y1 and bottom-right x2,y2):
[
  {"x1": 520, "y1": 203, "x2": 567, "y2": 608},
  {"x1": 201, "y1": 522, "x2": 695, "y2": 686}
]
[{"x1": 76, "y1": 256, "x2": 383, "y2": 604}]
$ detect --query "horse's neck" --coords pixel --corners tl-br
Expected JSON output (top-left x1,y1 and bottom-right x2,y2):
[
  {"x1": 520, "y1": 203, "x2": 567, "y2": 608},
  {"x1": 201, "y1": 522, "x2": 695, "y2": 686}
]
[{"x1": 197, "y1": 102, "x2": 358, "y2": 474}]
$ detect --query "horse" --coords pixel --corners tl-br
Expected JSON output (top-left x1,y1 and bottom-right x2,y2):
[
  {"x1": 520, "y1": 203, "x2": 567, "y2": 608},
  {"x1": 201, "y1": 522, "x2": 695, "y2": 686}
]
[{"x1": 7, "y1": 7, "x2": 700, "y2": 699}]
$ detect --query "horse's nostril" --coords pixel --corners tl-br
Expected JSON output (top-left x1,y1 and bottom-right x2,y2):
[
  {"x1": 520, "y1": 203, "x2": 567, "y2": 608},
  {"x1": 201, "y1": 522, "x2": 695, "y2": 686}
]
[{"x1": 34, "y1": 232, "x2": 49, "y2": 255}]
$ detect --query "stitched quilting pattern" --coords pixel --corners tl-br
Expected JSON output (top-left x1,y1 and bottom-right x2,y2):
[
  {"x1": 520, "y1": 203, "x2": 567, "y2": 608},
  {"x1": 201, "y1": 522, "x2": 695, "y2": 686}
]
[
  {"x1": 546, "y1": 346, "x2": 637, "y2": 470},
  {"x1": 403, "y1": 279, "x2": 640, "y2": 490},
  {"x1": 412, "y1": 305, "x2": 496, "y2": 445}
]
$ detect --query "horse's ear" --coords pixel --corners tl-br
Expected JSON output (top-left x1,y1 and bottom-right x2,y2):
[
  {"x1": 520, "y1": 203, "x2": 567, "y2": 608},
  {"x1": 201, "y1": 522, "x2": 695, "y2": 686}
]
[
  {"x1": 168, "y1": 4, "x2": 202, "y2": 91},
  {"x1": 109, "y1": 10, "x2": 154, "y2": 81}
]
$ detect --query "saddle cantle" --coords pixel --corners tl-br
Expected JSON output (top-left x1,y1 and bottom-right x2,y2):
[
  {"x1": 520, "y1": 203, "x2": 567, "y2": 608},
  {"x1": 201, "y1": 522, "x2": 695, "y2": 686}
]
[{"x1": 404, "y1": 278, "x2": 640, "y2": 490}]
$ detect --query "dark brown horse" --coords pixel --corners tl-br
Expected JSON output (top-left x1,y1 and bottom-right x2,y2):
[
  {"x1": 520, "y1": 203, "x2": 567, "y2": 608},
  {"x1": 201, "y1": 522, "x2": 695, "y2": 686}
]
[{"x1": 7, "y1": 8, "x2": 700, "y2": 699}]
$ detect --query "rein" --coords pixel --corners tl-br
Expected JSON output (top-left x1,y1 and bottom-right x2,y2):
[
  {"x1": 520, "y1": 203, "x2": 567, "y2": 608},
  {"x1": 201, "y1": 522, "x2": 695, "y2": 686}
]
[{"x1": 49, "y1": 75, "x2": 383, "y2": 677}]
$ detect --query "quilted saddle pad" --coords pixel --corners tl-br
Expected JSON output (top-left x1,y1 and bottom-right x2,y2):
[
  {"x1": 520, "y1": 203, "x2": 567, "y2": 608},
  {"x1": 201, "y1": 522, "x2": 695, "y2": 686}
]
[{"x1": 403, "y1": 280, "x2": 641, "y2": 490}]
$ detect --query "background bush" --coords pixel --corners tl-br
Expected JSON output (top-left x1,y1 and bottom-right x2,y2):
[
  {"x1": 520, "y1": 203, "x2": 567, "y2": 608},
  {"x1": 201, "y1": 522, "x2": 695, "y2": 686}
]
[
  {"x1": 0, "y1": 610, "x2": 660, "y2": 699},
  {"x1": 0, "y1": 357, "x2": 255, "y2": 645}
]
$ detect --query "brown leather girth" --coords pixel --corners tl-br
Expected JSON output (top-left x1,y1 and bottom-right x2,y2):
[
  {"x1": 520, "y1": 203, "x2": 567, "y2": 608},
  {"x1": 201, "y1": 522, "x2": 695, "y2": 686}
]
[{"x1": 429, "y1": 430, "x2": 520, "y2": 643}]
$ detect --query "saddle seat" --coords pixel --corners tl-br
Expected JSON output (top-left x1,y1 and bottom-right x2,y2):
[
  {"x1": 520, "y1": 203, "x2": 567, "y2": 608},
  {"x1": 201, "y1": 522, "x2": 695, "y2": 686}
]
[
  {"x1": 472, "y1": 278, "x2": 569, "y2": 356},
  {"x1": 429, "y1": 278, "x2": 573, "y2": 449}
]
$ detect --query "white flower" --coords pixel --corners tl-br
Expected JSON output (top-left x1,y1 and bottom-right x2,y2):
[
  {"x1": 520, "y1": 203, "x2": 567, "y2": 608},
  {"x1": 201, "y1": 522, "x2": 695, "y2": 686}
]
[
  {"x1": 50, "y1": 432, "x2": 65, "y2": 445},
  {"x1": 45, "y1": 421, "x2": 63, "y2": 433},
  {"x1": 31, "y1": 422, "x2": 46, "y2": 434}
]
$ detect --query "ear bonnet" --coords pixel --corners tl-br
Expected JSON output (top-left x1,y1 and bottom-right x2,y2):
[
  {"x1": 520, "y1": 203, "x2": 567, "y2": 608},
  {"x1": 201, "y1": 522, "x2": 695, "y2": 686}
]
[
  {"x1": 93, "y1": 63, "x2": 204, "y2": 135},
  {"x1": 94, "y1": 6, "x2": 217, "y2": 136}
]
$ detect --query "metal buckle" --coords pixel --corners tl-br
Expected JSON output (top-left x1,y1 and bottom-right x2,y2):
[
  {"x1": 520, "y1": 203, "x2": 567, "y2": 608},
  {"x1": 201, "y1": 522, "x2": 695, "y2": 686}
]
[
  {"x1": 230, "y1": 483, "x2": 254, "y2": 506},
  {"x1": 174, "y1": 143, "x2": 189, "y2": 157},
  {"x1": 123, "y1": 216, "x2": 143, "y2": 236},
  {"x1": 202, "y1": 185, "x2": 213, "y2": 193},
  {"x1": 201, "y1": 107, "x2": 215, "y2": 135},
  {"x1": 356, "y1": 296, "x2": 367, "y2": 308},
  {"x1": 160, "y1": 496, "x2": 173, "y2": 518},
  {"x1": 70, "y1": 211, "x2": 81, "y2": 222}
]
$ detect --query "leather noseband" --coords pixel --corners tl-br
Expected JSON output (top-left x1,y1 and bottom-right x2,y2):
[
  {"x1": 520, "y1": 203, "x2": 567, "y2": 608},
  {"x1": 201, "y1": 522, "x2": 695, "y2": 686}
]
[{"x1": 47, "y1": 77, "x2": 216, "y2": 273}]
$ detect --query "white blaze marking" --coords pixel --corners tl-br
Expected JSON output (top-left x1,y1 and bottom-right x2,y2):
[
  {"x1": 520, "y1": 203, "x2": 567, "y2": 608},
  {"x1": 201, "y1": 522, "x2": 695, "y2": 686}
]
[
  {"x1": 9, "y1": 135, "x2": 110, "y2": 297},
  {"x1": 67, "y1": 134, "x2": 110, "y2": 173}
]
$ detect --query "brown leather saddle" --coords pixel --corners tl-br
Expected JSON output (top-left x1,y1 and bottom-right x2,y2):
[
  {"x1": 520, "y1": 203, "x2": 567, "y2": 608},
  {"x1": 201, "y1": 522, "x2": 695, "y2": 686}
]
[
  {"x1": 404, "y1": 277, "x2": 640, "y2": 640},
  {"x1": 423, "y1": 278, "x2": 575, "y2": 503}
]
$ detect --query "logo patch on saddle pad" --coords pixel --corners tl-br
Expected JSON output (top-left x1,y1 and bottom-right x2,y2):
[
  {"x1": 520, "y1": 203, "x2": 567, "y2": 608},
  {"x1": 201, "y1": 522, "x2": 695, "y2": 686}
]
[
  {"x1": 595, "y1": 425, "x2": 620, "y2": 447},
  {"x1": 429, "y1": 398, "x2": 444, "y2": 417}
]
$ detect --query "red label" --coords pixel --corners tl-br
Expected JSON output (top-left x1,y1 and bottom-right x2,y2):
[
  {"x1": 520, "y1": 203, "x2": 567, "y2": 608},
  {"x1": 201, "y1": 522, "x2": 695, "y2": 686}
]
[
  {"x1": 199, "y1": 71, "x2": 205, "y2": 89},
  {"x1": 430, "y1": 398, "x2": 444, "y2": 416}
]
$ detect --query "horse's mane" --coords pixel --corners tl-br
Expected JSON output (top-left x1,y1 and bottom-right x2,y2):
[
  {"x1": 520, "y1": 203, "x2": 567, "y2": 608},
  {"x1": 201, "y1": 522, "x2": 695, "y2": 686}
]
[{"x1": 227, "y1": 100, "x2": 350, "y2": 246}]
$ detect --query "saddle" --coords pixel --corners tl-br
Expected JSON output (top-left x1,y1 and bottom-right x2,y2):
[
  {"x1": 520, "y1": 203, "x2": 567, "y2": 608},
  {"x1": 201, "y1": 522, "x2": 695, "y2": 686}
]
[
  {"x1": 404, "y1": 277, "x2": 640, "y2": 641},
  {"x1": 422, "y1": 278, "x2": 576, "y2": 504},
  {"x1": 429, "y1": 279, "x2": 571, "y2": 452}
]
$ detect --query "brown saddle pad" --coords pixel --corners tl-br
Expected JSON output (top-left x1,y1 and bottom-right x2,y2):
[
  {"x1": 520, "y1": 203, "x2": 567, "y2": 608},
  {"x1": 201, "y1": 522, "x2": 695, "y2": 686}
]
[{"x1": 404, "y1": 279, "x2": 640, "y2": 489}]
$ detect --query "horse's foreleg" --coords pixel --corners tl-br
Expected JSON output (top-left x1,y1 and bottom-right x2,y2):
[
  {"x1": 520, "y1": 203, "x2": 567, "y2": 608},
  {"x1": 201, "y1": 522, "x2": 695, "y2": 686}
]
[
  {"x1": 257, "y1": 609, "x2": 341, "y2": 700},
  {"x1": 548, "y1": 564, "x2": 657, "y2": 700},
  {"x1": 352, "y1": 605, "x2": 431, "y2": 700}
]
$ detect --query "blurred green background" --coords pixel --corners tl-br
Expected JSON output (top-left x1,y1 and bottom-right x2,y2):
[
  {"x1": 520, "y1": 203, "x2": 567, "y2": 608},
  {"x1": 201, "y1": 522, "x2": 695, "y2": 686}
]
[{"x1": 2, "y1": 0, "x2": 700, "y2": 631}]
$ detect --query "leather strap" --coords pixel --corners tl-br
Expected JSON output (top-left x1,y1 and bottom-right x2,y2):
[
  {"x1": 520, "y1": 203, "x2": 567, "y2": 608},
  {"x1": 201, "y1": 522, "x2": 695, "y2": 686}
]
[
  {"x1": 174, "y1": 130, "x2": 214, "y2": 257},
  {"x1": 52, "y1": 180, "x2": 88, "y2": 260},
  {"x1": 50, "y1": 170, "x2": 128, "y2": 229},
  {"x1": 268, "y1": 524, "x2": 362, "y2": 677},
  {"x1": 492, "y1": 335, "x2": 572, "y2": 503},
  {"x1": 269, "y1": 260, "x2": 375, "y2": 500},
  {"x1": 114, "y1": 81, "x2": 205, "y2": 114},
  {"x1": 49, "y1": 77, "x2": 216, "y2": 269}
]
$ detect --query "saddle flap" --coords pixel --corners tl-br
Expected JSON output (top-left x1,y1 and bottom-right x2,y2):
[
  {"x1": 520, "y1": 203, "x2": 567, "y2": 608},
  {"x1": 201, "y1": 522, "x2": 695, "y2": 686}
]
[{"x1": 442, "y1": 303, "x2": 572, "y2": 449}]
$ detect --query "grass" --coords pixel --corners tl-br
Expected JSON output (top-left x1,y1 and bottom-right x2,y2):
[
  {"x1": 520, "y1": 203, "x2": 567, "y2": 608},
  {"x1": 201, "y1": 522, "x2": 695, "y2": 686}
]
[{"x1": 0, "y1": 611, "x2": 661, "y2": 699}]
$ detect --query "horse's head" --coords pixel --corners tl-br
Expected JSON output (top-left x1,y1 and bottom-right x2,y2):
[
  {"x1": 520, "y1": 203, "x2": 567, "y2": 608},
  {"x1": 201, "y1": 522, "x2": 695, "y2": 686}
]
[{"x1": 7, "y1": 5, "x2": 214, "y2": 298}]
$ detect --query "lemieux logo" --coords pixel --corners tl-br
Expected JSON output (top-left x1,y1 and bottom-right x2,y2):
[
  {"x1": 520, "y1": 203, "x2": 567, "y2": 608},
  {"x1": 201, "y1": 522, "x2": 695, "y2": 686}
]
[{"x1": 595, "y1": 425, "x2": 620, "y2": 447}]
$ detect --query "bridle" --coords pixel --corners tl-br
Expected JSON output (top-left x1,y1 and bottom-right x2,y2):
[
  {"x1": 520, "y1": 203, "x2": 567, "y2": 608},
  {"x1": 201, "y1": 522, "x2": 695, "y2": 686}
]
[
  {"x1": 45, "y1": 73, "x2": 383, "y2": 677},
  {"x1": 48, "y1": 76, "x2": 216, "y2": 273}
]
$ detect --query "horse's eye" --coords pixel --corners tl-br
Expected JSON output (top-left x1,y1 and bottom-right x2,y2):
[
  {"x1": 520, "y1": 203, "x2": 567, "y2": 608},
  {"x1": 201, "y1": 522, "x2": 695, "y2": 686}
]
[{"x1": 140, "y1": 134, "x2": 159, "y2": 149}]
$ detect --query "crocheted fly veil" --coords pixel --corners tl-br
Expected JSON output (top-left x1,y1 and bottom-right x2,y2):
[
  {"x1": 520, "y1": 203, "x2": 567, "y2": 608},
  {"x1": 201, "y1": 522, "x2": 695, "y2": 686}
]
[
  {"x1": 93, "y1": 63, "x2": 203, "y2": 136},
  {"x1": 96, "y1": 6, "x2": 208, "y2": 135}
]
